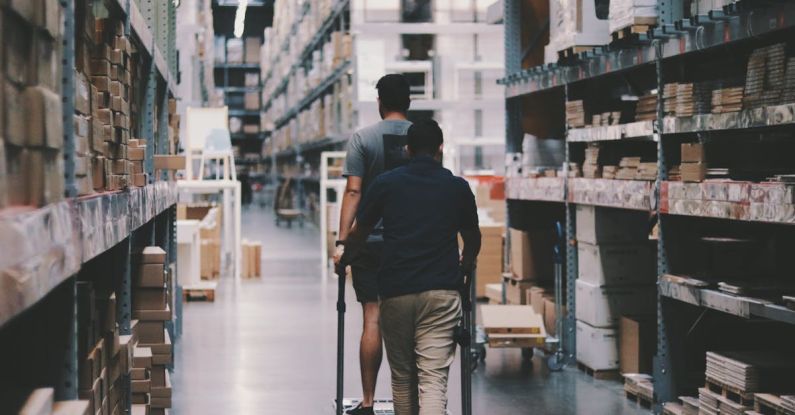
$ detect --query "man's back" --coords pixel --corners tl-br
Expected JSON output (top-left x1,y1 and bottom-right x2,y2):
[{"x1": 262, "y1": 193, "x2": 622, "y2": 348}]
[
  {"x1": 343, "y1": 119, "x2": 412, "y2": 195},
  {"x1": 358, "y1": 155, "x2": 479, "y2": 299}
]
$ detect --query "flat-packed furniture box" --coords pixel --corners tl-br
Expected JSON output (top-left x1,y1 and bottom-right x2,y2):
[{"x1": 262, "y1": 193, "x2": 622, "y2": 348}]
[
  {"x1": 575, "y1": 205, "x2": 649, "y2": 245},
  {"x1": 575, "y1": 279, "x2": 656, "y2": 327},
  {"x1": 576, "y1": 320, "x2": 619, "y2": 370},
  {"x1": 474, "y1": 224, "x2": 504, "y2": 297},
  {"x1": 509, "y1": 228, "x2": 553, "y2": 281},
  {"x1": 577, "y1": 242, "x2": 656, "y2": 286},
  {"x1": 619, "y1": 315, "x2": 656, "y2": 374}
]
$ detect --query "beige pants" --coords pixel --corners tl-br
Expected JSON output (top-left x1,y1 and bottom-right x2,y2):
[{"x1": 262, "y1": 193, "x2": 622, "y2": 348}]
[{"x1": 380, "y1": 290, "x2": 462, "y2": 415}]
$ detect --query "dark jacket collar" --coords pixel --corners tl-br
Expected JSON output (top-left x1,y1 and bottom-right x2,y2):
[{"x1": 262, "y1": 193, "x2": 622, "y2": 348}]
[{"x1": 409, "y1": 154, "x2": 442, "y2": 166}]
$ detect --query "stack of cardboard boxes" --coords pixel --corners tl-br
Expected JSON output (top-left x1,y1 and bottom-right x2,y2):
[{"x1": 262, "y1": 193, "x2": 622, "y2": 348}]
[
  {"x1": 242, "y1": 239, "x2": 263, "y2": 279},
  {"x1": 680, "y1": 143, "x2": 706, "y2": 182},
  {"x1": 131, "y1": 246, "x2": 173, "y2": 415},
  {"x1": 574, "y1": 205, "x2": 656, "y2": 372},
  {"x1": 77, "y1": 284, "x2": 134, "y2": 415},
  {"x1": 1, "y1": 0, "x2": 65, "y2": 208}
]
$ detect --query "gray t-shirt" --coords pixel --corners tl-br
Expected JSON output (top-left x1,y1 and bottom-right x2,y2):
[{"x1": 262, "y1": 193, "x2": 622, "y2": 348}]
[{"x1": 343, "y1": 119, "x2": 412, "y2": 239}]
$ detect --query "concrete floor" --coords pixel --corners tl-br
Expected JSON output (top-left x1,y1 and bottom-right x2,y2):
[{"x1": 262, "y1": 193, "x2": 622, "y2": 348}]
[{"x1": 171, "y1": 208, "x2": 650, "y2": 414}]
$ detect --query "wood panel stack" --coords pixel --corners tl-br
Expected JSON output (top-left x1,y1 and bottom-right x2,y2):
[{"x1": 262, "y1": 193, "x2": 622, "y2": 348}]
[
  {"x1": 241, "y1": 239, "x2": 263, "y2": 278},
  {"x1": 583, "y1": 146, "x2": 602, "y2": 179},
  {"x1": 17, "y1": 388, "x2": 92, "y2": 415},
  {"x1": 131, "y1": 246, "x2": 173, "y2": 415},
  {"x1": 1, "y1": 0, "x2": 65, "y2": 207},
  {"x1": 711, "y1": 87, "x2": 744, "y2": 114},
  {"x1": 591, "y1": 111, "x2": 621, "y2": 127},
  {"x1": 615, "y1": 157, "x2": 641, "y2": 180},
  {"x1": 566, "y1": 100, "x2": 587, "y2": 128},
  {"x1": 675, "y1": 83, "x2": 711, "y2": 117},
  {"x1": 635, "y1": 92, "x2": 658, "y2": 121},
  {"x1": 744, "y1": 43, "x2": 787, "y2": 109},
  {"x1": 784, "y1": 57, "x2": 795, "y2": 104},
  {"x1": 663, "y1": 83, "x2": 678, "y2": 117},
  {"x1": 575, "y1": 205, "x2": 656, "y2": 372},
  {"x1": 680, "y1": 143, "x2": 706, "y2": 182},
  {"x1": 77, "y1": 283, "x2": 133, "y2": 415}
]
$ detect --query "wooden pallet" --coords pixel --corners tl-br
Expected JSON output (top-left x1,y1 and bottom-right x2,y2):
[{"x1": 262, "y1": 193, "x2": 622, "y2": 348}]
[
  {"x1": 755, "y1": 394, "x2": 795, "y2": 415},
  {"x1": 625, "y1": 391, "x2": 653, "y2": 408},
  {"x1": 557, "y1": 46, "x2": 595, "y2": 63},
  {"x1": 576, "y1": 362, "x2": 621, "y2": 380},
  {"x1": 183, "y1": 282, "x2": 217, "y2": 302},
  {"x1": 611, "y1": 24, "x2": 653, "y2": 42},
  {"x1": 704, "y1": 376, "x2": 755, "y2": 407}
]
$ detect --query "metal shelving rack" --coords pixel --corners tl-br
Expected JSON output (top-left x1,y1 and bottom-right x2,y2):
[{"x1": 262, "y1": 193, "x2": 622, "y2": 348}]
[
  {"x1": 260, "y1": 0, "x2": 352, "y2": 221},
  {"x1": 501, "y1": 0, "x2": 795, "y2": 412},
  {"x1": 0, "y1": 0, "x2": 179, "y2": 405}
]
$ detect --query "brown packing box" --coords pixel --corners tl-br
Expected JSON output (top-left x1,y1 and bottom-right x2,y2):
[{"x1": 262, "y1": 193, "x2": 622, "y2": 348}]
[
  {"x1": 103, "y1": 142, "x2": 127, "y2": 160},
  {"x1": 141, "y1": 331, "x2": 172, "y2": 356},
  {"x1": 151, "y1": 371, "x2": 171, "y2": 398},
  {"x1": 105, "y1": 158, "x2": 128, "y2": 175},
  {"x1": 19, "y1": 388, "x2": 54, "y2": 415},
  {"x1": 150, "y1": 365, "x2": 166, "y2": 388},
  {"x1": 132, "y1": 173, "x2": 146, "y2": 187},
  {"x1": 154, "y1": 155, "x2": 186, "y2": 170},
  {"x1": 505, "y1": 278, "x2": 533, "y2": 305},
  {"x1": 680, "y1": 143, "x2": 705, "y2": 163},
  {"x1": 91, "y1": 59, "x2": 111, "y2": 76},
  {"x1": 133, "y1": 288, "x2": 166, "y2": 312},
  {"x1": 5, "y1": 145, "x2": 28, "y2": 206},
  {"x1": 131, "y1": 394, "x2": 149, "y2": 405},
  {"x1": 529, "y1": 286, "x2": 547, "y2": 317},
  {"x1": 543, "y1": 297, "x2": 566, "y2": 337},
  {"x1": 39, "y1": 0, "x2": 63, "y2": 37},
  {"x1": 619, "y1": 315, "x2": 656, "y2": 374},
  {"x1": 128, "y1": 146, "x2": 144, "y2": 161},
  {"x1": 5, "y1": 82, "x2": 26, "y2": 147},
  {"x1": 131, "y1": 368, "x2": 148, "y2": 381},
  {"x1": 131, "y1": 379, "x2": 150, "y2": 394},
  {"x1": 136, "y1": 246, "x2": 166, "y2": 264},
  {"x1": 135, "y1": 321, "x2": 166, "y2": 343},
  {"x1": 152, "y1": 353, "x2": 172, "y2": 366},
  {"x1": 132, "y1": 305, "x2": 172, "y2": 321},
  {"x1": 75, "y1": 72, "x2": 91, "y2": 115},
  {"x1": 150, "y1": 396, "x2": 171, "y2": 409},
  {"x1": 28, "y1": 150, "x2": 65, "y2": 207},
  {"x1": 24, "y1": 86, "x2": 64, "y2": 149},
  {"x1": 509, "y1": 228, "x2": 554, "y2": 281},
  {"x1": 135, "y1": 263, "x2": 165, "y2": 288},
  {"x1": 52, "y1": 400, "x2": 91, "y2": 415},
  {"x1": 680, "y1": 162, "x2": 706, "y2": 182},
  {"x1": 4, "y1": 14, "x2": 33, "y2": 85},
  {"x1": 132, "y1": 347, "x2": 152, "y2": 369},
  {"x1": 474, "y1": 225, "x2": 504, "y2": 297},
  {"x1": 33, "y1": 32, "x2": 60, "y2": 90},
  {"x1": 91, "y1": 157, "x2": 105, "y2": 190}
]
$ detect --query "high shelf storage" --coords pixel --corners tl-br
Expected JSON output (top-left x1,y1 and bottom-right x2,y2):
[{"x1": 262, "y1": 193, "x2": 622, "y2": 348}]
[
  {"x1": 0, "y1": 0, "x2": 180, "y2": 412},
  {"x1": 502, "y1": 0, "x2": 795, "y2": 412}
]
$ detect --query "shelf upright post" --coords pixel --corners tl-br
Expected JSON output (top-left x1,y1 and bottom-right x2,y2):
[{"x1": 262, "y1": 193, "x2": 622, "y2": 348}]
[
  {"x1": 116, "y1": 238, "x2": 133, "y2": 413},
  {"x1": 563, "y1": 83, "x2": 576, "y2": 364},
  {"x1": 653, "y1": 39, "x2": 674, "y2": 412},
  {"x1": 62, "y1": 0, "x2": 77, "y2": 198},
  {"x1": 502, "y1": 0, "x2": 521, "y2": 304},
  {"x1": 657, "y1": 0, "x2": 684, "y2": 26},
  {"x1": 55, "y1": 279, "x2": 79, "y2": 401}
]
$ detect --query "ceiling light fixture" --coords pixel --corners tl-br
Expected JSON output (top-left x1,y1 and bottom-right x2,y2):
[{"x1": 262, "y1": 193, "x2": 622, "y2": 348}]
[{"x1": 234, "y1": 0, "x2": 248, "y2": 38}]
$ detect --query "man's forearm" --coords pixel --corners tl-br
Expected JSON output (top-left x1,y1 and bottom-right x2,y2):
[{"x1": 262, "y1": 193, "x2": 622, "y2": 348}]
[
  {"x1": 338, "y1": 187, "x2": 361, "y2": 241},
  {"x1": 460, "y1": 227, "x2": 482, "y2": 271}
]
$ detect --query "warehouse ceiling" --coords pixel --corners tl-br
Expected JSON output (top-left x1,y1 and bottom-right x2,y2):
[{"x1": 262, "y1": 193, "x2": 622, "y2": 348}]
[{"x1": 212, "y1": 0, "x2": 274, "y2": 38}]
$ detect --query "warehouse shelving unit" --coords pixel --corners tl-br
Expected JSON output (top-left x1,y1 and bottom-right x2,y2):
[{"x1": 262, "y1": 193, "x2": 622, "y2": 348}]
[
  {"x1": 0, "y1": 0, "x2": 179, "y2": 408},
  {"x1": 502, "y1": 0, "x2": 795, "y2": 412}
]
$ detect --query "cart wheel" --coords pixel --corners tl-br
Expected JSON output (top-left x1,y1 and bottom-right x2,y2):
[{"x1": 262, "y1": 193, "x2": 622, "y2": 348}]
[
  {"x1": 521, "y1": 348, "x2": 534, "y2": 361},
  {"x1": 547, "y1": 353, "x2": 565, "y2": 372}
]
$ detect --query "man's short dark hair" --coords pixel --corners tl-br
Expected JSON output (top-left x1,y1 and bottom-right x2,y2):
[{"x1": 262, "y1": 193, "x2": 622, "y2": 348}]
[
  {"x1": 407, "y1": 119, "x2": 443, "y2": 155},
  {"x1": 376, "y1": 74, "x2": 410, "y2": 113}
]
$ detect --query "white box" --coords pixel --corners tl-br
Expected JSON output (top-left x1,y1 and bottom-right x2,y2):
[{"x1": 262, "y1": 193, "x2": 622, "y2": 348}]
[
  {"x1": 575, "y1": 279, "x2": 656, "y2": 327},
  {"x1": 577, "y1": 241, "x2": 656, "y2": 285},
  {"x1": 576, "y1": 320, "x2": 619, "y2": 370},
  {"x1": 576, "y1": 205, "x2": 650, "y2": 244}
]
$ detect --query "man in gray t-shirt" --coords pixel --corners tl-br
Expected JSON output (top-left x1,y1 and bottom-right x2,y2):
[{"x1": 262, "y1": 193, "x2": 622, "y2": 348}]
[{"x1": 334, "y1": 74, "x2": 411, "y2": 415}]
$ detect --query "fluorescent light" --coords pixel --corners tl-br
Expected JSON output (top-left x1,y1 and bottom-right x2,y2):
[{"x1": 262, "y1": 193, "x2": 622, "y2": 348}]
[{"x1": 234, "y1": 0, "x2": 248, "y2": 38}]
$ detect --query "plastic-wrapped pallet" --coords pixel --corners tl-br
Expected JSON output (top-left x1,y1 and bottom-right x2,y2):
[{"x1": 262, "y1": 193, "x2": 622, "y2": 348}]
[
  {"x1": 546, "y1": 0, "x2": 610, "y2": 63},
  {"x1": 608, "y1": 0, "x2": 657, "y2": 34}
]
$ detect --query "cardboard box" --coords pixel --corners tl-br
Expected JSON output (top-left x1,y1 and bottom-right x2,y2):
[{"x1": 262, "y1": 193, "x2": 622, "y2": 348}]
[
  {"x1": 577, "y1": 242, "x2": 656, "y2": 285},
  {"x1": 151, "y1": 371, "x2": 171, "y2": 398},
  {"x1": 131, "y1": 368, "x2": 147, "y2": 381},
  {"x1": 509, "y1": 228, "x2": 553, "y2": 281},
  {"x1": 34, "y1": 33, "x2": 60, "y2": 90},
  {"x1": 150, "y1": 365, "x2": 167, "y2": 388},
  {"x1": 5, "y1": 82, "x2": 26, "y2": 147},
  {"x1": 136, "y1": 246, "x2": 166, "y2": 264},
  {"x1": 4, "y1": 16, "x2": 33, "y2": 85},
  {"x1": 529, "y1": 286, "x2": 547, "y2": 317},
  {"x1": 619, "y1": 315, "x2": 656, "y2": 375},
  {"x1": 153, "y1": 155, "x2": 186, "y2": 170},
  {"x1": 681, "y1": 143, "x2": 705, "y2": 163},
  {"x1": 543, "y1": 297, "x2": 562, "y2": 336},
  {"x1": 475, "y1": 225, "x2": 504, "y2": 297},
  {"x1": 135, "y1": 264, "x2": 165, "y2": 288},
  {"x1": 576, "y1": 320, "x2": 619, "y2": 370},
  {"x1": 75, "y1": 72, "x2": 91, "y2": 115},
  {"x1": 575, "y1": 205, "x2": 650, "y2": 244},
  {"x1": 505, "y1": 278, "x2": 533, "y2": 305},
  {"x1": 681, "y1": 162, "x2": 706, "y2": 182},
  {"x1": 136, "y1": 321, "x2": 166, "y2": 343},
  {"x1": 131, "y1": 379, "x2": 150, "y2": 394},
  {"x1": 28, "y1": 150, "x2": 64, "y2": 206},
  {"x1": 132, "y1": 347, "x2": 152, "y2": 369},
  {"x1": 19, "y1": 388, "x2": 54, "y2": 415},
  {"x1": 133, "y1": 289, "x2": 166, "y2": 311},
  {"x1": 575, "y1": 279, "x2": 656, "y2": 327},
  {"x1": 24, "y1": 86, "x2": 65, "y2": 149}
]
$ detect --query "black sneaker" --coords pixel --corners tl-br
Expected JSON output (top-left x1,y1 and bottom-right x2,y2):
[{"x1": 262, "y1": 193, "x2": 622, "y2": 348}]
[{"x1": 346, "y1": 403, "x2": 375, "y2": 415}]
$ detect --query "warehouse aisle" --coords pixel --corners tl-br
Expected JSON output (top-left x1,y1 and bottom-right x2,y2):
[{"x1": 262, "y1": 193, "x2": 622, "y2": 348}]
[{"x1": 171, "y1": 209, "x2": 648, "y2": 414}]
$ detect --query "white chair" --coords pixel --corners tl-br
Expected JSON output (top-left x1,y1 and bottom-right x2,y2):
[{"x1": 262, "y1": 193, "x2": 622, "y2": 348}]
[{"x1": 198, "y1": 128, "x2": 237, "y2": 181}]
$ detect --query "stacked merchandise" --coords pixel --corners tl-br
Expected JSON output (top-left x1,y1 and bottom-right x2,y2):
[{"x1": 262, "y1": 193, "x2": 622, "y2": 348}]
[
  {"x1": 567, "y1": 162, "x2": 582, "y2": 178},
  {"x1": 132, "y1": 246, "x2": 174, "y2": 415},
  {"x1": 1, "y1": 0, "x2": 65, "y2": 207},
  {"x1": 634, "y1": 162, "x2": 657, "y2": 181},
  {"x1": 508, "y1": 228, "x2": 559, "y2": 335},
  {"x1": 199, "y1": 207, "x2": 222, "y2": 280},
  {"x1": 680, "y1": 396, "x2": 700, "y2": 415},
  {"x1": 16, "y1": 388, "x2": 92, "y2": 414},
  {"x1": 241, "y1": 239, "x2": 263, "y2": 278},
  {"x1": 544, "y1": 0, "x2": 610, "y2": 63},
  {"x1": 783, "y1": 396, "x2": 795, "y2": 412},
  {"x1": 623, "y1": 373, "x2": 653, "y2": 404},
  {"x1": 591, "y1": 111, "x2": 621, "y2": 127},
  {"x1": 680, "y1": 143, "x2": 706, "y2": 182},
  {"x1": 167, "y1": 98, "x2": 180, "y2": 161},
  {"x1": 616, "y1": 157, "x2": 641, "y2": 180},
  {"x1": 566, "y1": 100, "x2": 587, "y2": 128},
  {"x1": 473, "y1": 224, "x2": 504, "y2": 298},
  {"x1": 635, "y1": 92, "x2": 658, "y2": 121},
  {"x1": 608, "y1": 0, "x2": 657, "y2": 35},
  {"x1": 575, "y1": 206, "x2": 656, "y2": 372},
  {"x1": 663, "y1": 83, "x2": 678, "y2": 116},
  {"x1": 785, "y1": 57, "x2": 795, "y2": 104},
  {"x1": 583, "y1": 146, "x2": 602, "y2": 179},
  {"x1": 661, "y1": 402, "x2": 684, "y2": 415},
  {"x1": 711, "y1": 87, "x2": 744, "y2": 114},
  {"x1": 675, "y1": 83, "x2": 712, "y2": 117},
  {"x1": 744, "y1": 43, "x2": 787, "y2": 109},
  {"x1": 77, "y1": 283, "x2": 134, "y2": 415},
  {"x1": 602, "y1": 165, "x2": 618, "y2": 179}
]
